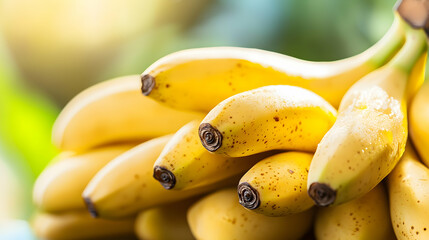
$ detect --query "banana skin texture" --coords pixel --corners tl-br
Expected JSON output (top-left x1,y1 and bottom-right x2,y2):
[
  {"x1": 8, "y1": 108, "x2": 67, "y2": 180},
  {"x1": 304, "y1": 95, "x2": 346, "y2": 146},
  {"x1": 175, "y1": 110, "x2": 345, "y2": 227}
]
[
  {"x1": 32, "y1": 210, "x2": 136, "y2": 240},
  {"x1": 410, "y1": 82, "x2": 429, "y2": 168},
  {"x1": 141, "y1": 14, "x2": 405, "y2": 112},
  {"x1": 134, "y1": 198, "x2": 197, "y2": 240},
  {"x1": 82, "y1": 135, "x2": 237, "y2": 219},
  {"x1": 307, "y1": 23, "x2": 427, "y2": 207},
  {"x1": 52, "y1": 75, "x2": 203, "y2": 152},
  {"x1": 388, "y1": 144, "x2": 429, "y2": 240},
  {"x1": 199, "y1": 85, "x2": 337, "y2": 157},
  {"x1": 238, "y1": 151, "x2": 314, "y2": 217},
  {"x1": 187, "y1": 188, "x2": 314, "y2": 240},
  {"x1": 153, "y1": 120, "x2": 274, "y2": 190},
  {"x1": 314, "y1": 184, "x2": 395, "y2": 240},
  {"x1": 33, "y1": 144, "x2": 134, "y2": 212}
]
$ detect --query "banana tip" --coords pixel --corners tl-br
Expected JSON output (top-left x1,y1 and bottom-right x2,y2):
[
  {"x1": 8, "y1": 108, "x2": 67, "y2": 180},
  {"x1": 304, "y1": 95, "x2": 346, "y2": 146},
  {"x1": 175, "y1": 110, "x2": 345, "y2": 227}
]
[
  {"x1": 308, "y1": 182, "x2": 336, "y2": 207},
  {"x1": 153, "y1": 166, "x2": 176, "y2": 190},
  {"x1": 238, "y1": 182, "x2": 260, "y2": 210},
  {"x1": 141, "y1": 74, "x2": 155, "y2": 96},
  {"x1": 199, "y1": 123, "x2": 222, "y2": 152},
  {"x1": 83, "y1": 197, "x2": 99, "y2": 218}
]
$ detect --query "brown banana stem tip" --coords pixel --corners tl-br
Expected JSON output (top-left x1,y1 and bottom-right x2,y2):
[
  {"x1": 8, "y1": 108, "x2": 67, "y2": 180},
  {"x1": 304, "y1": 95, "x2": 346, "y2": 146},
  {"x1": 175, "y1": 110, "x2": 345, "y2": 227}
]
[
  {"x1": 396, "y1": 0, "x2": 429, "y2": 35},
  {"x1": 199, "y1": 123, "x2": 222, "y2": 152},
  {"x1": 238, "y1": 182, "x2": 260, "y2": 210},
  {"x1": 308, "y1": 182, "x2": 336, "y2": 207},
  {"x1": 141, "y1": 74, "x2": 155, "y2": 96},
  {"x1": 83, "y1": 197, "x2": 98, "y2": 218},
  {"x1": 153, "y1": 166, "x2": 176, "y2": 190}
]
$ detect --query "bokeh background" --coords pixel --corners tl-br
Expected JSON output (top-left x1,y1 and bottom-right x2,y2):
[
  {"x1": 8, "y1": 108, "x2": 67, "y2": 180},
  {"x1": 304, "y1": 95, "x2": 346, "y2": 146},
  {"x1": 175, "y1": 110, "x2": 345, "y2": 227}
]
[{"x1": 0, "y1": 0, "x2": 403, "y2": 237}]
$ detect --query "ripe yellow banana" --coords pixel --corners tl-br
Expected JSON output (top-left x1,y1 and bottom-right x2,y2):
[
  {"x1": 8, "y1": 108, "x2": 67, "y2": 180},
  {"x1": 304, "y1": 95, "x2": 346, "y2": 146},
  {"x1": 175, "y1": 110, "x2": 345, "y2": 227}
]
[
  {"x1": 141, "y1": 14, "x2": 405, "y2": 112},
  {"x1": 153, "y1": 120, "x2": 273, "y2": 190},
  {"x1": 32, "y1": 210, "x2": 135, "y2": 240},
  {"x1": 314, "y1": 184, "x2": 395, "y2": 240},
  {"x1": 187, "y1": 188, "x2": 314, "y2": 240},
  {"x1": 388, "y1": 144, "x2": 429, "y2": 240},
  {"x1": 307, "y1": 21, "x2": 427, "y2": 207},
  {"x1": 134, "y1": 198, "x2": 196, "y2": 240},
  {"x1": 33, "y1": 144, "x2": 134, "y2": 213},
  {"x1": 198, "y1": 85, "x2": 337, "y2": 157},
  {"x1": 410, "y1": 82, "x2": 429, "y2": 167},
  {"x1": 83, "y1": 135, "x2": 236, "y2": 219},
  {"x1": 52, "y1": 75, "x2": 204, "y2": 152},
  {"x1": 238, "y1": 151, "x2": 313, "y2": 217}
]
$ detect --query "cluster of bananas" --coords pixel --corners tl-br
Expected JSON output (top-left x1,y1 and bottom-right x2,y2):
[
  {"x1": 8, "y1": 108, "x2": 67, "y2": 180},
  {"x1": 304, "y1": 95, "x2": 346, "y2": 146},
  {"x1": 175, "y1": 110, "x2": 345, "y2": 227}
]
[{"x1": 32, "y1": 11, "x2": 429, "y2": 240}]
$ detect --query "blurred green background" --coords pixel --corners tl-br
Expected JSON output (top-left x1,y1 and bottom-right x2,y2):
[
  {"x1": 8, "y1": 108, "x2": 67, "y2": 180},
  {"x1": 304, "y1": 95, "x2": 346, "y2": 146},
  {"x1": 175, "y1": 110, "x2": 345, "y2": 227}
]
[{"x1": 0, "y1": 0, "x2": 399, "y2": 236}]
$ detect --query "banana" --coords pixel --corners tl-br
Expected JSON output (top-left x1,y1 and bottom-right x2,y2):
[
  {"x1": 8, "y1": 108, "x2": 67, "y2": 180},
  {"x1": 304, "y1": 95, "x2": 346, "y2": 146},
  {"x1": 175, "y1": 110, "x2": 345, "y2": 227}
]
[
  {"x1": 314, "y1": 184, "x2": 395, "y2": 240},
  {"x1": 410, "y1": 82, "x2": 429, "y2": 167},
  {"x1": 33, "y1": 144, "x2": 134, "y2": 213},
  {"x1": 198, "y1": 85, "x2": 337, "y2": 157},
  {"x1": 141, "y1": 14, "x2": 405, "y2": 112},
  {"x1": 307, "y1": 20, "x2": 427, "y2": 207},
  {"x1": 237, "y1": 151, "x2": 313, "y2": 217},
  {"x1": 153, "y1": 120, "x2": 273, "y2": 190},
  {"x1": 32, "y1": 210, "x2": 135, "y2": 240},
  {"x1": 82, "y1": 135, "x2": 236, "y2": 219},
  {"x1": 52, "y1": 75, "x2": 204, "y2": 152},
  {"x1": 187, "y1": 188, "x2": 314, "y2": 240},
  {"x1": 134, "y1": 198, "x2": 196, "y2": 240},
  {"x1": 388, "y1": 144, "x2": 429, "y2": 240}
]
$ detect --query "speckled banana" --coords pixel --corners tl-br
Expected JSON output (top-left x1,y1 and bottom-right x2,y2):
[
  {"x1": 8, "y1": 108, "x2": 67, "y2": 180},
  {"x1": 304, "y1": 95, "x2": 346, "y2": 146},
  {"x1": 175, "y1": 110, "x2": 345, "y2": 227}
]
[
  {"x1": 141, "y1": 14, "x2": 405, "y2": 112},
  {"x1": 82, "y1": 135, "x2": 236, "y2": 219},
  {"x1": 237, "y1": 151, "x2": 313, "y2": 217},
  {"x1": 32, "y1": 210, "x2": 135, "y2": 240},
  {"x1": 33, "y1": 144, "x2": 134, "y2": 212},
  {"x1": 134, "y1": 198, "x2": 196, "y2": 240},
  {"x1": 198, "y1": 85, "x2": 337, "y2": 157},
  {"x1": 52, "y1": 75, "x2": 203, "y2": 152},
  {"x1": 307, "y1": 21, "x2": 427, "y2": 207},
  {"x1": 410, "y1": 82, "x2": 429, "y2": 167},
  {"x1": 388, "y1": 144, "x2": 429, "y2": 240},
  {"x1": 153, "y1": 120, "x2": 273, "y2": 190},
  {"x1": 187, "y1": 188, "x2": 314, "y2": 240},
  {"x1": 314, "y1": 184, "x2": 395, "y2": 240}
]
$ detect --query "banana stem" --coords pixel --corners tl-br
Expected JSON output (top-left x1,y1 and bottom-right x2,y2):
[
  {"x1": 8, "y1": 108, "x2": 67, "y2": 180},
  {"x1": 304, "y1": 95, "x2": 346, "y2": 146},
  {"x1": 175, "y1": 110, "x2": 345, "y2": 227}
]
[
  {"x1": 388, "y1": 19, "x2": 428, "y2": 74},
  {"x1": 368, "y1": 13, "x2": 406, "y2": 67}
]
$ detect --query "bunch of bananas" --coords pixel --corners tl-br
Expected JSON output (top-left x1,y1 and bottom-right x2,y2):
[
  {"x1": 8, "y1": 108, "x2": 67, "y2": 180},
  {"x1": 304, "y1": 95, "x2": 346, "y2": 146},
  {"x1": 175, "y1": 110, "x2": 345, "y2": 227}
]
[{"x1": 32, "y1": 6, "x2": 429, "y2": 240}]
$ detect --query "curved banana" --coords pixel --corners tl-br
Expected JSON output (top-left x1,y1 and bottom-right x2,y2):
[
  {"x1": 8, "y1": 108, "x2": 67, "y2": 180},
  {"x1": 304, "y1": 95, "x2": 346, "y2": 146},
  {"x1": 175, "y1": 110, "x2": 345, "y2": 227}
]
[
  {"x1": 33, "y1": 144, "x2": 134, "y2": 213},
  {"x1": 82, "y1": 135, "x2": 236, "y2": 219},
  {"x1": 410, "y1": 82, "x2": 429, "y2": 167},
  {"x1": 307, "y1": 21, "x2": 427, "y2": 207},
  {"x1": 237, "y1": 151, "x2": 313, "y2": 217},
  {"x1": 141, "y1": 14, "x2": 405, "y2": 112},
  {"x1": 388, "y1": 144, "x2": 429, "y2": 240},
  {"x1": 52, "y1": 75, "x2": 204, "y2": 151},
  {"x1": 198, "y1": 85, "x2": 337, "y2": 157},
  {"x1": 153, "y1": 120, "x2": 272, "y2": 190},
  {"x1": 314, "y1": 184, "x2": 395, "y2": 240},
  {"x1": 135, "y1": 198, "x2": 196, "y2": 240},
  {"x1": 32, "y1": 210, "x2": 135, "y2": 240},
  {"x1": 187, "y1": 188, "x2": 314, "y2": 240}
]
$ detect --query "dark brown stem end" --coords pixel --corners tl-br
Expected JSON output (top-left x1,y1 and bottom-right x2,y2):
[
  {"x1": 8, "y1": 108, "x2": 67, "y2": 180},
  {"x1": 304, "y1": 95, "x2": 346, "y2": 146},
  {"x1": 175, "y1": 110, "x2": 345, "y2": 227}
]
[
  {"x1": 238, "y1": 182, "x2": 260, "y2": 210},
  {"x1": 153, "y1": 166, "x2": 176, "y2": 190},
  {"x1": 83, "y1": 197, "x2": 98, "y2": 218},
  {"x1": 198, "y1": 123, "x2": 222, "y2": 152},
  {"x1": 308, "y1": 182, "x2": 336, "y2": 207},
  {"x1": 396, "y1": 0, "x2": 429, "y2": 34},
  {"x1": 141, "y1": 74, "x2": 155, "y2": 96}
]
